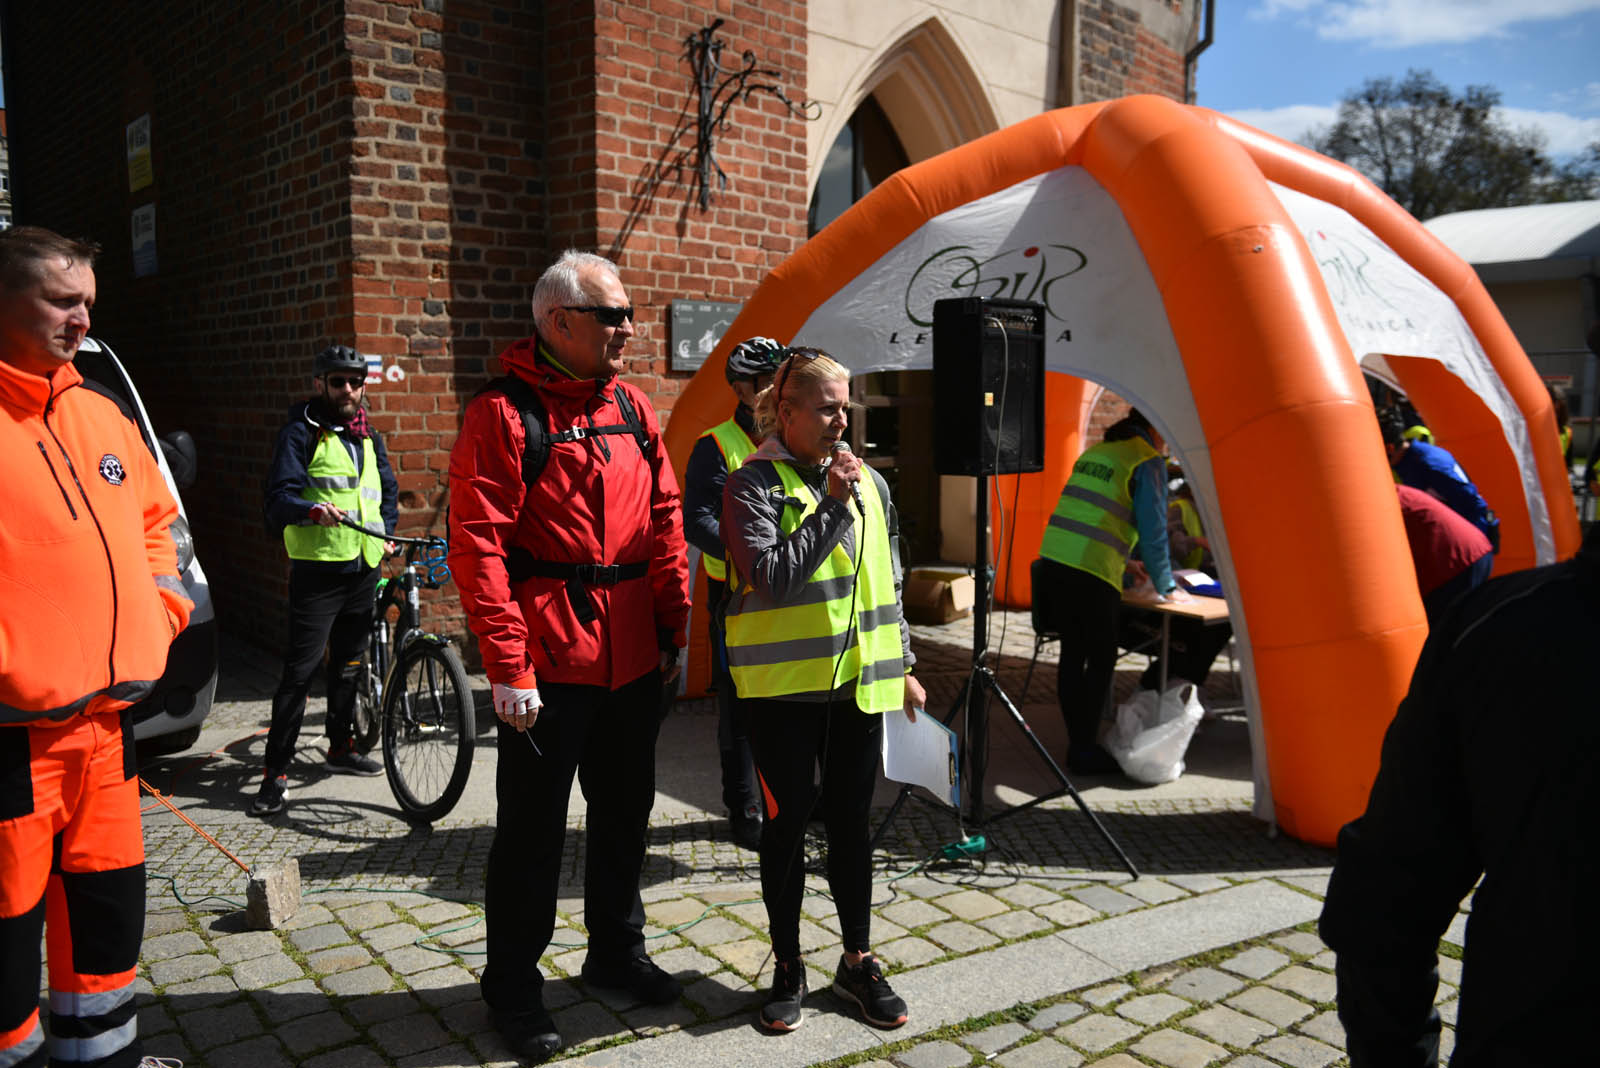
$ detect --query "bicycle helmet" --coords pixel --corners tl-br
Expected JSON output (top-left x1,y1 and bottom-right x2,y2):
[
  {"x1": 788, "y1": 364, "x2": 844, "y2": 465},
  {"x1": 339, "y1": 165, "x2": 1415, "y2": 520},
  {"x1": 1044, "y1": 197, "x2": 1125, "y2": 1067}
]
[
  {"x1": 724, "y1": 336, "x2": 786, "y2": 385},
  {"x1": 313, "y1": 344, "x2": 366, "y2": 377}
]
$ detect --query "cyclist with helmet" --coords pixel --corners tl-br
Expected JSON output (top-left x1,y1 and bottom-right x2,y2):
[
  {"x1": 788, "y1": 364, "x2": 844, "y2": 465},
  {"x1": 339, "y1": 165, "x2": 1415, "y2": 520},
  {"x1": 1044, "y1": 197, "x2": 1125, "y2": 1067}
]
[
  {"x1": 254, "y1": 344, "x2": 399, "y2": 816},
  {"x1": 682, "y1": 336, "x2": 785, "y2": 849}
]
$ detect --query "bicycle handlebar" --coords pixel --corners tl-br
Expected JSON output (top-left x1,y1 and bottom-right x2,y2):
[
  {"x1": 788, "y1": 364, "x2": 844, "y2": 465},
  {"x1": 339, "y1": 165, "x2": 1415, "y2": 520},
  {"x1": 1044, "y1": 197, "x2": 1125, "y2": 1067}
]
[{"x1": 337, "y1": 517, "x2": 452, "y2": 586}]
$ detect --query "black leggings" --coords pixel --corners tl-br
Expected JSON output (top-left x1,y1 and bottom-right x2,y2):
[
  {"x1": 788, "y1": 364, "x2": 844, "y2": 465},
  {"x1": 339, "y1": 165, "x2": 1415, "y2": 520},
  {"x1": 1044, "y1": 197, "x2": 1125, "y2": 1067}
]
[
  {"x1": 745, "y1": 693, "x2": 882, "y2": 962},
  {"x1": 1040, "y1": 559, "x2": 1121, "y2": 754}
]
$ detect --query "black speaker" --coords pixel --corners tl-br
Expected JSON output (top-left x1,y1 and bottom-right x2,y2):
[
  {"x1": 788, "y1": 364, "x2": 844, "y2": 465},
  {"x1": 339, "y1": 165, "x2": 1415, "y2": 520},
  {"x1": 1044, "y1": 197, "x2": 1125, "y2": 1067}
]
[{"x1": 932, "y1": 297, "x2": 1046, "y2": 476}]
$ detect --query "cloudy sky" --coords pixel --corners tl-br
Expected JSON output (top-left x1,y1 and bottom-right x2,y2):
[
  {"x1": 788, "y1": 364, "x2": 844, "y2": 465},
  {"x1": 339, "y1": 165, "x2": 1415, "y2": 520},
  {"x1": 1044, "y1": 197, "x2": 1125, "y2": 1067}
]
[{"x1": 1195, "y1": 0, "x2": 1600, "y2": 159}]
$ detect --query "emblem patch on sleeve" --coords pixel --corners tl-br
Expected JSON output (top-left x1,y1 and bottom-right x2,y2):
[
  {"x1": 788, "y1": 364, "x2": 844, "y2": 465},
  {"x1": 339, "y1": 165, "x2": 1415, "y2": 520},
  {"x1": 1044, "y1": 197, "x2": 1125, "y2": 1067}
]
[{"x1": 98, "y1": 454, "x2": 127, "y2": 486}]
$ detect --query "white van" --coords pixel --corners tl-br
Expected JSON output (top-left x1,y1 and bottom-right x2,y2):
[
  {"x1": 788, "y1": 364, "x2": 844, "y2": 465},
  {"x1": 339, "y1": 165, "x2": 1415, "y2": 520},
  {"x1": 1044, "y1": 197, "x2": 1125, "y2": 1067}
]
[{"x1": 73, "y1": 338, "x2": 217, "y2": 751}]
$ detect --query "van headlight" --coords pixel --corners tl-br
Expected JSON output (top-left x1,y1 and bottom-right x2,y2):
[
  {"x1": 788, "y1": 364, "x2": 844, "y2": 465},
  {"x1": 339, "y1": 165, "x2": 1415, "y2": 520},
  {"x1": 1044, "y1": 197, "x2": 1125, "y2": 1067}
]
[{"x1": 171, "y1": 515, "x2": 195, "y2": 573}]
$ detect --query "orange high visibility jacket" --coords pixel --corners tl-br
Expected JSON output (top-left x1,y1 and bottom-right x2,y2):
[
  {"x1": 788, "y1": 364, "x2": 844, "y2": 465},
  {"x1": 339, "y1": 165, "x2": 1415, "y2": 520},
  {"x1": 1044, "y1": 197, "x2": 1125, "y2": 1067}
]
[{"x1": 0, "y1": 356, "x2": 192, "y2": 724}]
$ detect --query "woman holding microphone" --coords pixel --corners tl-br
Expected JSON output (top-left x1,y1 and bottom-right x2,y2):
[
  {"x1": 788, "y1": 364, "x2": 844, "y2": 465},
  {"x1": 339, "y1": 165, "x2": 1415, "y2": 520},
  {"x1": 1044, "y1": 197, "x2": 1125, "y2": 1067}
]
[{"x1": 720, "y1": 347, "x2": 926, "y2": 1033}]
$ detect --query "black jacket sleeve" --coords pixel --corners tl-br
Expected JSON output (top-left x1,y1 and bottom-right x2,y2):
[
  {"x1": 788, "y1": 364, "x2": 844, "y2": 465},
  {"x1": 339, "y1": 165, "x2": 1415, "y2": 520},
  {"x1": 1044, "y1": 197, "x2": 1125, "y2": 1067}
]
[
  {"x1": 683, "y1": 434, "x2": 729, "y2": 561},
  {"x1": 722, "y1": 459, "x2": 854, "y2": 604},
  {"x1": 263, "y1": 419, "x2": 317, "y2": 535},
  {"x1": 369, "y1": 430, "x2": 400, "y2": 536}
]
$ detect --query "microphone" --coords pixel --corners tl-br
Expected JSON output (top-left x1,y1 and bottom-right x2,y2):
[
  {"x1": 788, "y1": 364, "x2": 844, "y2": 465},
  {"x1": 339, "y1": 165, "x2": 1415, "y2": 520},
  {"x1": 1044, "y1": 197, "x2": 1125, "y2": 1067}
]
[{"x1": 830, "y1": 440, "x2": 865, "y2": 512}]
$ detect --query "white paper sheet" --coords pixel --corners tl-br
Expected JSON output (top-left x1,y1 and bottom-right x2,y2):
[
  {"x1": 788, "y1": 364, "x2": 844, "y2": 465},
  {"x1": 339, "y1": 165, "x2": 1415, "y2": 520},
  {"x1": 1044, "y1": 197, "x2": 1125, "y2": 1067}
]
[{"x1": 881, "y1": 707, "x2": 961, "y2": 809}]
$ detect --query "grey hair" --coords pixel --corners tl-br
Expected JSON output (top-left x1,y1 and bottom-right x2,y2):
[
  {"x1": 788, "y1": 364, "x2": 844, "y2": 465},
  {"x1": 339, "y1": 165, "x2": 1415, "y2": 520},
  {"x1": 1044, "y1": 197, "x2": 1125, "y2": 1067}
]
[{"x1": 531, "y1": 250, "x2": 622, "y2": 328}]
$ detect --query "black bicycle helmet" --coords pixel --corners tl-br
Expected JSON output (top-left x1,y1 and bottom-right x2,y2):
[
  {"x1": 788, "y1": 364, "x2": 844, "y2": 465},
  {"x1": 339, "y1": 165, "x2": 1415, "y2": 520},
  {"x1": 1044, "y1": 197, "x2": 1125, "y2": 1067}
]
[
  {"x1": 724, "y1": 336, "x2": 786, "y2": 384},
  {"x1": 313, "y1": 344, "x2": 366, "y2": 377}
]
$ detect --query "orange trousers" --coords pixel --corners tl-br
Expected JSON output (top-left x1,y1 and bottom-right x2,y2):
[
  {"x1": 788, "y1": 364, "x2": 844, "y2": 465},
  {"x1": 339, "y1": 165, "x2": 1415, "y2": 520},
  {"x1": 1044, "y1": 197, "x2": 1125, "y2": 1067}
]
[{"x1": 0, "y1": 709, "x2": 145, "y2": 1068}]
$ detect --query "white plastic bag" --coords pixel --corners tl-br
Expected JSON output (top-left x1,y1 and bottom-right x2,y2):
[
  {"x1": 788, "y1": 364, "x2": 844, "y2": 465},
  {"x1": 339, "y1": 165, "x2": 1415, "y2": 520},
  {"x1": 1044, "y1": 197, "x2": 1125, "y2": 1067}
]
[{"x1": 1105, "y1": 682, "x2": 1204, "y2": 784}]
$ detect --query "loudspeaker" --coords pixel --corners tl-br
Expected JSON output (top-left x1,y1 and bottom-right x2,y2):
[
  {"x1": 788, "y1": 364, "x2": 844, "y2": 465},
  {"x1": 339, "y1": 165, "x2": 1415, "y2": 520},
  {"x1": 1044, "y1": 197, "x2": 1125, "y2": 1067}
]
[{"x1": 932, "y1": 297, "x2": 1046, "y2": 476}]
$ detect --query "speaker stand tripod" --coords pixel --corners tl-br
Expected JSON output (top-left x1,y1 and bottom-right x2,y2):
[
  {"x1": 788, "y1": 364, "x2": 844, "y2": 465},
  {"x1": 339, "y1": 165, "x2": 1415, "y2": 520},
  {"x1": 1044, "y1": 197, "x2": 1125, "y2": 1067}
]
[{"x1": 874, "y1": 469, "x2": 1139, "y2": 880}]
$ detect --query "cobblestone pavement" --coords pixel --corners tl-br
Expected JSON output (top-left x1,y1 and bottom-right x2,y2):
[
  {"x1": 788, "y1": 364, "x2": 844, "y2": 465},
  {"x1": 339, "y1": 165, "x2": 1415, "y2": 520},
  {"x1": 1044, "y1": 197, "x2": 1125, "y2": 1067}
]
[{"x1": 104, "y1": 616, "x2": 1461, "y2": 1066}]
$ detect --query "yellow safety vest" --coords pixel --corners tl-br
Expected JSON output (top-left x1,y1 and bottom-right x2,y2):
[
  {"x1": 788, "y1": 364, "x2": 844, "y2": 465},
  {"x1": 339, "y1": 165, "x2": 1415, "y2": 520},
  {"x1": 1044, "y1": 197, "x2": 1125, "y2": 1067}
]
[
  {"x1": 724, "y1": 461, "x2": 905, "y2": 713},
  {"x1": 1172, "y1": 496, "x2": 1205, "y2": 570},
  {"x1": 699, "y1": 417, "x2": 756, "y2": 582},
  {"x1": 283, "y1": 432, "x2": 384, "y2": 567},
  {"x1": 1039, "y1": 436, "x2": 1159, "y2": 591}
]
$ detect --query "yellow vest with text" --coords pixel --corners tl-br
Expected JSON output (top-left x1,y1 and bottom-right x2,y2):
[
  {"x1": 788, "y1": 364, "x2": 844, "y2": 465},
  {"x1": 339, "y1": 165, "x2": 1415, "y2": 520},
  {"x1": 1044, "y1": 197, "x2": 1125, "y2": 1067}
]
[
  {"x1": 723, "y1": 461, "x2": 905, "y2": 713},
  {"x1": 283, "y1": 433, "x2": 384, "y2": 567},
  {"x1": 698, "y1": 417, "x2": 757, "y2": 582},
  {"x1": 1039, "y1": 436, "x2": 1160, "y2": 591}
]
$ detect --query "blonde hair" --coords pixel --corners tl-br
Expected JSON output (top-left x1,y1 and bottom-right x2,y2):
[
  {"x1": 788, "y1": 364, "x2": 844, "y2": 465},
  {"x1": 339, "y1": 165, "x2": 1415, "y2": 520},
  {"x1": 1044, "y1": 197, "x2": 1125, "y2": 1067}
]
[{"x1": 751, "y1": 347, "x2": 850, "y2": 440}]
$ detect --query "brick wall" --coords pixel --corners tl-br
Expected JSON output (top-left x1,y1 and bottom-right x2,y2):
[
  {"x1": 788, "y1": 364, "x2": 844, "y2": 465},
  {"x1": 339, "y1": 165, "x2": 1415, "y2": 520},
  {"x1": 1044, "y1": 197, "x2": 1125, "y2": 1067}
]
[{"x1": 1078, "y1": 0, "x2": 1193, "y2": 104}]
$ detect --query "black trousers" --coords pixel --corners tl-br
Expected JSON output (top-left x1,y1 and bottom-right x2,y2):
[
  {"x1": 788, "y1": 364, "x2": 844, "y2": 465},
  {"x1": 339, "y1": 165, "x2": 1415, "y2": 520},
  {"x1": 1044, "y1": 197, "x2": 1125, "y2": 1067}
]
[
  {"x1": 1039, "y1": 559, "x2": 1121, "y2": 756},
  {"x1": 745, "y1": 693, "x2": 881, "y2": 962},
  {"x1": 265, "y1": 563, "x2": 380, "y2": 773},
  {"x1": 1120, "y1": 613, "x2": 1235, "y2": 691},
  {"x1": 706, "y1": 578, "x2": 758, "y2": 817},
  {"x1": 480, "y1": 670, "x2": 663, "y2": 1014}
]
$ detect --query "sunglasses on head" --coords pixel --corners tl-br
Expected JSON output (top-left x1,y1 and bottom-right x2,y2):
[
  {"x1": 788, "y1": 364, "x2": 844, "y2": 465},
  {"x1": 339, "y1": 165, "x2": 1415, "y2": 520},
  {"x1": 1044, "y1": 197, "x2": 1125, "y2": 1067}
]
[
  {"x1": 563, "y1": 305, "x2": 635, "y2": 328},
  {"x1": 323, "y1": 374, "x2": 365, "y2": 390},
  {"x1": 775, "y1": 347, "x2": 824, "y2": 400}
]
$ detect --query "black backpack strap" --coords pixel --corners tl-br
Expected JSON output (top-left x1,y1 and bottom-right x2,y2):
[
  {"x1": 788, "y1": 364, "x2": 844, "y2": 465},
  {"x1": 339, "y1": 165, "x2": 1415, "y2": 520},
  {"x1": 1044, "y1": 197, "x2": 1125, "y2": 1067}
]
[
  {"x1": 478, "y1": 375, "x2": 551, "y2": 488},
  {"x1": 611, "y1": 386, "x2": 655, "y2": 460}
]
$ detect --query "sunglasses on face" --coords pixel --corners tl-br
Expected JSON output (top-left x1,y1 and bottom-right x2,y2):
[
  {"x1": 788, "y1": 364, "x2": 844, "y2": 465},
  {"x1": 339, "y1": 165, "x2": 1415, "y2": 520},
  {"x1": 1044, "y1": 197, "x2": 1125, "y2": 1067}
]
[
  {"x1": 323, "y1": 374, "x2": 365, "y2": 390},
  {"x1": 563, "y1": 305, "x2": 635, "y2": 328}
]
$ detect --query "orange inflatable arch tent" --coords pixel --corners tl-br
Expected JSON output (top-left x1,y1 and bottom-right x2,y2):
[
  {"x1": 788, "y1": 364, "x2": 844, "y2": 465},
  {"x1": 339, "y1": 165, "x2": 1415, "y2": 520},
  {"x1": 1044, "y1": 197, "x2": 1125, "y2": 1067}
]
[{"x1": 663, "y1": 95, "x2": 1579, "y2": 847}]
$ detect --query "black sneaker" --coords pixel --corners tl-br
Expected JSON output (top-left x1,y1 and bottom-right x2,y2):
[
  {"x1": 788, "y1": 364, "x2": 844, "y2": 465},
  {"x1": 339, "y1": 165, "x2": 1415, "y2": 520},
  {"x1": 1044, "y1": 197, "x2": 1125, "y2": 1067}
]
[
  {"x1": 760, "y1": 957, "x2": 807, "y2": 1032},
  {"x1": 730, "y1": 804, "x2": 763, "y2": 851},
  {"x1": 580, "y1": 954, "x2": 683, "y2": 1004},
  {"x1": 490, "y1": 1006, "x2": 561, "y2": 1064},
  {"x1": 831, "y1": 953, "x2": 907, "y2": 1029},
  {"x1": 247, "y1": 774, "x2": 288, "y2": 817},
  {"x1": 326, "y1": 746, "x2": 382, "y2": 776}
]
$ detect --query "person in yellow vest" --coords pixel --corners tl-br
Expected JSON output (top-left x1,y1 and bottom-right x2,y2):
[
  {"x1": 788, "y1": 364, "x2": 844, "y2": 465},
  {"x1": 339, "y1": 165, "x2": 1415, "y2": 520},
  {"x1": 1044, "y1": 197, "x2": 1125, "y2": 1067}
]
[
  {"x1": 255, "y1": 344, "x2": 398, "y2": 815},
  {"x1": 721, "y1": 347, "x2": 925, "y2": 1034},
  {"x1": 1037, "y1": 409, "x2": 1190, "y2": 776},
  {"x1": 682, "y1": 336, "x2": 784, "y2": 849}
]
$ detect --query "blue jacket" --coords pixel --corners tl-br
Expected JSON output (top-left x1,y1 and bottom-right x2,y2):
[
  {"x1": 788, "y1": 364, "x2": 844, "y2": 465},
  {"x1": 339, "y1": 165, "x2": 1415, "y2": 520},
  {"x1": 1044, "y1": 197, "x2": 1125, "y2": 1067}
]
[{"x1": 1393, "y1": 440, "x2": 1497, "y2": 546}]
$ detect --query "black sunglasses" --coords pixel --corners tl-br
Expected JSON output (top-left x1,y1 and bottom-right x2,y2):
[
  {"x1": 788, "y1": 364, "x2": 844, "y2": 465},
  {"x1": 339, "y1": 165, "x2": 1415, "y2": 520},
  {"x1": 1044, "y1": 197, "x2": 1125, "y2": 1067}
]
[
  {"x1": 775, "y1": 347, "x2": 824, "y2": 401},
  {"x1": 323, "y1": 374, "x2": 365, "y2": 390},
  {"x1": 563, "y1": 305, "x2": 635, "y2": 328}
]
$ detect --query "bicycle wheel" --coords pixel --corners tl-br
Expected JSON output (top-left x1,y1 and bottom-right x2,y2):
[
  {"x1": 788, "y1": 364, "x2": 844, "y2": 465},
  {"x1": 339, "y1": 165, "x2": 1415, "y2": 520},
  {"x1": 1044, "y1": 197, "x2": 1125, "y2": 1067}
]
[
  {"x1": 382, "y1": 641, "x2": 475, "y2": 822},
  {"x1": 351, "y1": 647, "x2": 383, "y2": 754}
]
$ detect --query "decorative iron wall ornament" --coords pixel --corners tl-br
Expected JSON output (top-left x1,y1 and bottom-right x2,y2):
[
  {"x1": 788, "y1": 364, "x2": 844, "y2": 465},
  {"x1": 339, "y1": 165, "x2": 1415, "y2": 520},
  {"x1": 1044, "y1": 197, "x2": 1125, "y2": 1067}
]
[{"x1": 685, "y1": 18, "x2": 820, "y2": 211}]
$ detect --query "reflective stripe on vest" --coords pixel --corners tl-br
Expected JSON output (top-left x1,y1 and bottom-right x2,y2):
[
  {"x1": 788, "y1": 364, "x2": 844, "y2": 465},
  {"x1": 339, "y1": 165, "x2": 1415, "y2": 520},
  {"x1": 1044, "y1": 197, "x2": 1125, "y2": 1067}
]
[
  {"x1": 724, "y1": 461, "x2": 905, "y2": 713},
  {"x1": 1038, "y1": 436, "x2": 1159, "y2": 591},
  {"x1": 700, "y1": 417, "x2": 757, "y2": 582},
  {"x1": 283, "y1": 433, "x2": 383, "y2": 566}
]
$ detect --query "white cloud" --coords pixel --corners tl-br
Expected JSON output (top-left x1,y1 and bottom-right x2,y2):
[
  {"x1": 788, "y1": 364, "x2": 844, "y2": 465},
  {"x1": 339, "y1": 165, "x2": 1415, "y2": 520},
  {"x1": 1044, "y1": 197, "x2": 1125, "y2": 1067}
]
[
  {"x1": 1253, "y1": 0, "x2": 1600, "y2": 48},
  {"x1": 1497, "y1": 106, "x2": 1600, "y2": 155},
  {"x1": 1223, "y1": 102, "x2": 1599, "y2": 157},
  {"x1": 1223, "y1": 104, "x2": 1339, "y2": 145}
]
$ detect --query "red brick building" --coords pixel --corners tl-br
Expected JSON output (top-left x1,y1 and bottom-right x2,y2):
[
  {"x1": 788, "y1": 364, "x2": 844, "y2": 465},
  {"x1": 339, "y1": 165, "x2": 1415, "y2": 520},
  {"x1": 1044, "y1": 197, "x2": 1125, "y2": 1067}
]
[{"x1": 1, "y1": 0, "x2": 1201, "y2": 649}]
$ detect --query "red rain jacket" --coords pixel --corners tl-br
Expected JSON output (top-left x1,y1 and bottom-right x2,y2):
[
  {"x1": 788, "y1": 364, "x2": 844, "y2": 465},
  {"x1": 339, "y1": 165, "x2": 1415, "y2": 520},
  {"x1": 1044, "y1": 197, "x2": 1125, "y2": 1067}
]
[
  {"x1": 447, "y1": 337, "x2": 689, "y2": 689},
  {"x1": 0, "y1": 357, "x2": 192, "y2": 724}
]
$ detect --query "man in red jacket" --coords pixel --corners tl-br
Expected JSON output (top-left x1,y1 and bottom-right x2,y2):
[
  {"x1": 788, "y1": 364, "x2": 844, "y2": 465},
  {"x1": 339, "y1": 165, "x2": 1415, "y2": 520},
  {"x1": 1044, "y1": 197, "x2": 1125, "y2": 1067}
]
[
  {"x1": 448, "y1": 250, "x2": 689, "y2": 1064},
  {"x1": 0, "y1": 227, "x2": 192, "y2": 1068},
  {"x1": 1395, "y1": 484, "x2": 1494, "y2": 627}
]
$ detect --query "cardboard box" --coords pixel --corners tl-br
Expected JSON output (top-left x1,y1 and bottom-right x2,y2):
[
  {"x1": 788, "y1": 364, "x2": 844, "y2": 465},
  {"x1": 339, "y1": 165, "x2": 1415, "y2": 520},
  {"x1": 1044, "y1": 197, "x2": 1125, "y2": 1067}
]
[{"x1": 903, "y1": 567, "x2": 975, "y2": 625}]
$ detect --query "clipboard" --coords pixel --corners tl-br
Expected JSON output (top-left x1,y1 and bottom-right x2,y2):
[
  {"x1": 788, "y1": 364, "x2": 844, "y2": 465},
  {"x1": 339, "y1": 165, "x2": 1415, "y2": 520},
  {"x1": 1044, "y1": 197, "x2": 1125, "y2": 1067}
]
[{"x1": 881, "y1": 707, "x2": 961, "y2": 809}]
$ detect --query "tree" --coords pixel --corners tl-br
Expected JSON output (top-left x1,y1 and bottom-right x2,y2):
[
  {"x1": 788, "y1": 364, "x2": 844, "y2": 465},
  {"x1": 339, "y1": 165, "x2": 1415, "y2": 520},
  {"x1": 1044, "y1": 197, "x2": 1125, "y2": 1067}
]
[{"x1": 1307, "y1": 70, "x2": 1596, "y2": 220}]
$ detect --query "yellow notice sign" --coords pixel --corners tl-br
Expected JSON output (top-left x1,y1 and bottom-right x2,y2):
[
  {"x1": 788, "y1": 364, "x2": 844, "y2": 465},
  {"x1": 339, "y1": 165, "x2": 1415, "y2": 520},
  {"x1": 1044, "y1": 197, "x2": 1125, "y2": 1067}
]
[{"x1": 126, "y1": 115, "x2": 153, "y2": 192}]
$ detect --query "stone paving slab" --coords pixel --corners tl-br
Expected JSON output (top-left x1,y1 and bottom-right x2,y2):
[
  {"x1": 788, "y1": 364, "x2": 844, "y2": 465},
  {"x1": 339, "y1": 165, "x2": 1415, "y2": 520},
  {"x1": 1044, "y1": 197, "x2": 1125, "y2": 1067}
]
[{"x1": 88, "y1": 628, "x2": 1473, "y2": 1066}]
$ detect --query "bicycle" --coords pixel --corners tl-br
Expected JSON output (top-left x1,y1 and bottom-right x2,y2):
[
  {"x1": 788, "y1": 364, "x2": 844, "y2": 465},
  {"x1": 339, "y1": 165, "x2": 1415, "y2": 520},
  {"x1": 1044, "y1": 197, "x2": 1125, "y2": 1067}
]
[{"x1": 341, "y1": 518, "x2": 476, "y2": 823}]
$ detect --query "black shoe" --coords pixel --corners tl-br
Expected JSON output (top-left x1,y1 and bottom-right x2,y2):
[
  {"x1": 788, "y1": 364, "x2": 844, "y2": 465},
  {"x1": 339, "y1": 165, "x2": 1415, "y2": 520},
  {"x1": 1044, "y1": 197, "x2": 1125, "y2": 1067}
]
[
  {"x1": 247, "y1": 774, "x2": 288, "y2": 817},
  {"x1": 326, "y1": 745, "x2": 382, "y2": 776},
  {"x1": 580, "y1": 954, "x2": 683, "y2": 1004},
  {"x1": 760, "y1": 957, "x2": 807, "y2": 1032},
  {"x1": 730, "y1": 805, "x2": 763, "y2": 851},
  {"x1": 491, "y1": 1007, "x2": 561, "y2": 1064},
  {"x1": 1066, "y1": 742, "x2": 1121, "y2": 776},
  {"x1": 831, "y1": 953, "x2": 907, "y2": 1029}
]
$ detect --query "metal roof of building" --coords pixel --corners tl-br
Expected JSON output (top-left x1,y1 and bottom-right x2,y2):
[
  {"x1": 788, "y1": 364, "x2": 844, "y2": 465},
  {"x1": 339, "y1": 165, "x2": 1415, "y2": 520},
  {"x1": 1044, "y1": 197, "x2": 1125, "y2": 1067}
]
[{"x1": 1422, "y1": 201, "x2": 1600, "y2": 279}]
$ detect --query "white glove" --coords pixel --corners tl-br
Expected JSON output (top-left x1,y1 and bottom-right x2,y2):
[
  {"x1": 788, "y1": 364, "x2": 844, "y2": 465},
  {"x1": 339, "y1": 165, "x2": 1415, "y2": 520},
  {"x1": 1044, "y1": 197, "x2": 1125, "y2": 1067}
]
[{"x1": 492, "y1": 681, "x2": 542, "y2": 730}]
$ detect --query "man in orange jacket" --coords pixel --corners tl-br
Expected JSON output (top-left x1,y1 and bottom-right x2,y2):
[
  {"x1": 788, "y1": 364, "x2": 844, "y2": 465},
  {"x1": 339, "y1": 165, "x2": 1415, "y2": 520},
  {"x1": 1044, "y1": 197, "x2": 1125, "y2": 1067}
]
[
  {"x1": 0, "y1": 227, "x2": 193, "y2": 1068},
  {"x1": 448, "y1": 250, "x2": 689, "y2": 1064}
]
